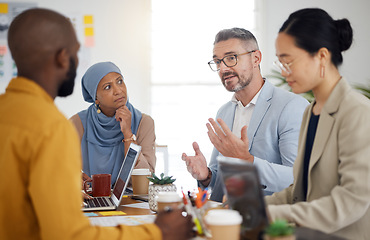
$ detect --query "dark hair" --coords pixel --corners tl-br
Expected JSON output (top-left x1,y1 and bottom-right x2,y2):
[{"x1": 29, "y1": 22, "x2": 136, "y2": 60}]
[
  {"x1": 214, "y1": 27, "x2": 259, "y2": 50},
  {"x1": 279, "y1": 8, "x2": 353, "y2": 67}
]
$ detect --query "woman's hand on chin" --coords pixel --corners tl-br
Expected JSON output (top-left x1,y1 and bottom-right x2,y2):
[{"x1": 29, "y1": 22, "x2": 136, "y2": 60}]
[{"x1": 115, "y1": 106, "x2": 132, "y2": 135}]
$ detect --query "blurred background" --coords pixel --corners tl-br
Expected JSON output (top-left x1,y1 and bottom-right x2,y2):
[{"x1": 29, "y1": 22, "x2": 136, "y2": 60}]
[{"x1": 2, "y1": 0, "x2": 369, "y2": 191}]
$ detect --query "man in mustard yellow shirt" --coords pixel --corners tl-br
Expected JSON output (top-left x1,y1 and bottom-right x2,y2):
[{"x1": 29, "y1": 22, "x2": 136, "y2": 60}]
[{"x1": 0, "y1": 8, "x2": 193, "y2": 240}]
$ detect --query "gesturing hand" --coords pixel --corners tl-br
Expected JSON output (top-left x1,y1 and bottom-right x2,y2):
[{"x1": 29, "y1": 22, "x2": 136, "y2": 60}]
[
  {"x1": 207, "y1": 118, "x2": 254, "y2": 162},
  {"x1": 181, "y1": 142, "x2": 209, "y2": 181}
]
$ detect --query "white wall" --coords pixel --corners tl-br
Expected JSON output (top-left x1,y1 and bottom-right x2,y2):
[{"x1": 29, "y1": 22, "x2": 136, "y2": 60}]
[
  {"x1": 258, "y1": 0, "x2": 370, "y2": 87},
  {"x1": 4, "y1": 0, "x2": 370, "y2": 117},
  {"x1": 8, "y1": 0, "x2": 152, "y2": 118}
]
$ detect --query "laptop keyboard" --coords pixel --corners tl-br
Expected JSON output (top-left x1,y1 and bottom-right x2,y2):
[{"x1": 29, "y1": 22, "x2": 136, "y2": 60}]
[{"x1": 84, "y1": 197, "x2": 112, "y2": 208}]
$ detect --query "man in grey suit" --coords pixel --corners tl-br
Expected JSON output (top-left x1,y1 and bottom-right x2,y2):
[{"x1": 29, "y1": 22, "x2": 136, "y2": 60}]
[{"x1": 182, "y1": 28, "x2": 308, "y2": 202}]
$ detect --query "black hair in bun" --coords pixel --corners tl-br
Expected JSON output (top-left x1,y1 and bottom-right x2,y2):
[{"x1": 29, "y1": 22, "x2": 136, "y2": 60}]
[{"x1": 279, "y1": 8, "x2": 353, "y2": 67}]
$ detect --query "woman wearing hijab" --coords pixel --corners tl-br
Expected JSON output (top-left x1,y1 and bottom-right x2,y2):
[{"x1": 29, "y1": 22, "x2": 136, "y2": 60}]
[
  {"x1": 70, "y1": 62, "x2": 156, "y2": 186},
  {"x1": 265, "y1": 8, "x2": 370, "y2": 239}
]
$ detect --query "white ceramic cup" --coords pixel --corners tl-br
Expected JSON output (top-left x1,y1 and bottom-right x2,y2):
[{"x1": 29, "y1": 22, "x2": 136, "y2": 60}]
[
  {"x1": 131, "y1": 169, "x2": 151, "y2": 195},
  {"x1": 204, "y1": 209, "x2": 242, "y2": 240}
]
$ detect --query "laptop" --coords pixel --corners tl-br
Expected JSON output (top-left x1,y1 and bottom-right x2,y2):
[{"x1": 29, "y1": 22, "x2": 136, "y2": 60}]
[
  {"x1": 218, "y1": 156, "x2": 269, "y2": 240},
  {"x1": 82, "y1": 143, "x2": 141, "y2": 212}
]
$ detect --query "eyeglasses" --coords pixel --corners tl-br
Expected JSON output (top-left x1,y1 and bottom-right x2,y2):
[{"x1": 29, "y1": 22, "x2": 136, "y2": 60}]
[
  {"x1": 273, "y1": 56, "x2": 303, "y2": 75},
  {"x1": 208, "y1": 50, "x2": 257, "y2": 72},
  {"x1": 273, "y1": 60, "x2": 293, "y2": 75}
]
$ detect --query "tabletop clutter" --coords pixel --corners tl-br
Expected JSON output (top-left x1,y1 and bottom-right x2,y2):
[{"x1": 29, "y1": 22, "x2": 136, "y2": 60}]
[
  {"x1": 83, "y1": 168, "x2": 296, "y2": 240},
  {"x1": 131, "y1": 170, "x2": 298, "y2": 240},
  {"x1": 176, "y1": 187, "x2": 242, "y2": 240},
  {"x1": 155, "y1": 186, "x2": 295, "y2": 240},
  {"x1": 142, "y1": 171, "x2": 280, "y2": 240}
]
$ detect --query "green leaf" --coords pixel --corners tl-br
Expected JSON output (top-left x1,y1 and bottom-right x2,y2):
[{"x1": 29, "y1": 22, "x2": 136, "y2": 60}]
[
  {"x1": 266, "y1": 69, "x2": 315, "y2": 102},
  {"x1": 147, "y1": 176, "x2": 156, "y2": 183},
  {"x1": 148, "y1": 172, "x2": 176, "y2": 185},
  {"x1": 168, "y1": 179, "x2": 176, "y2": 184},
  {"x1": 162, "y1": 176, "x2": 169, "y2": 181},
  {"x1": 152, "y1": 173, "x2": 160, "y2": 181},
  {"x1": 265, "y1": 219, "x2": 294, "y2": 237},
  {"x1": 354, "y1": 84, "x2": 370, "y2": 99}
]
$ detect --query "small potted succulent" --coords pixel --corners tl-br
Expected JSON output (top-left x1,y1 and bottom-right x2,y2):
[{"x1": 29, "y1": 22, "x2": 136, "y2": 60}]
[
  {"x1": 264, "y1": 219, "x2": 295, "y2": 240},
  {"x1": 147, "y1": 172, "x2": 177, "y2": 211}
]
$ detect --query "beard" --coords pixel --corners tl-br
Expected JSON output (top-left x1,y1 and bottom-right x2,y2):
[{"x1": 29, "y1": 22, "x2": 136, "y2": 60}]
[
  {"x1": 58, "y1": 57, "x2": 76, "y2": 97},
  {"x1": 222, "y1": 71, "x2": 252, "y2": 92}
]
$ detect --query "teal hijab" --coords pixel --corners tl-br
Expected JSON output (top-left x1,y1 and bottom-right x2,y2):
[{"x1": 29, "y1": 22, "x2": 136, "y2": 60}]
[{"x1": 78, "y1": 62, "x2": 142, "y2": 185}]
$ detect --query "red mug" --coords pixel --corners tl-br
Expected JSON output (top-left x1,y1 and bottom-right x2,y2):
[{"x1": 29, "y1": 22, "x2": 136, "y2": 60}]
[{"x1": 83, "y1": 174, "x2": 111, "y2": 197}]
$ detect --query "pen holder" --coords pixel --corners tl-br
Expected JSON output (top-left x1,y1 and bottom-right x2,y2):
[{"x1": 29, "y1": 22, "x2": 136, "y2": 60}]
[{"x1": 148, "y1": 183, "x2": 177, "y2": 212}]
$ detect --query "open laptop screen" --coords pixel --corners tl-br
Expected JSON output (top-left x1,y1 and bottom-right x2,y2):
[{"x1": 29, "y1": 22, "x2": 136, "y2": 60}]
[{"x1": 111, "y1": 143, "x2": 141, "y2": 205}]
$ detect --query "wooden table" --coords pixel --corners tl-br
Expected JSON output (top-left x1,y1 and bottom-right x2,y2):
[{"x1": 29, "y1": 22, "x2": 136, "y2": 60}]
[
  {"x1": 88, "y1": 197, "x2": 346, "y2": 240},
  {"x1": 116, "y1": 196, "x2": 154, "y2": 215}
]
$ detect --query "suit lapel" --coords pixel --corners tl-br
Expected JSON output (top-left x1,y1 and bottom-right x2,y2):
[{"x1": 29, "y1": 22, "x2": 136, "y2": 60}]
[
  {"x1": 294, "y1": 78, "x2": 349, "y2": 201},
  {"x1": 223, "y1": 102, "x2": 237, "y2": 130},
  {"x1": 306, "y1": 79, "x2": 349, "y2": 198},
  {"x1": 308, "y1": 111, "x2": 335, "y2": 169},
  {"x1": 248, "y1": 81, "x2": 272, "y2": 150},
  {"x1": 293, "y1": 103, "x2": 336, "y2": 201},
  {"x1": 308, "y1": 79, "x2": 347, "y2": 171}
]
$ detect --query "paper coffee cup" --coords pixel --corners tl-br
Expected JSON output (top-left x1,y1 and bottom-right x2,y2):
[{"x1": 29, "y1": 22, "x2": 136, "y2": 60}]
[
  {"x1": 205, "y1": 209, "x2": 242, "y2": 240},
  {"x1": 131, "y1": 169, "x2": 151, "y2": 195},
  {"x1": 156, "y1": 192, "x2": 183, "y2": 211}
]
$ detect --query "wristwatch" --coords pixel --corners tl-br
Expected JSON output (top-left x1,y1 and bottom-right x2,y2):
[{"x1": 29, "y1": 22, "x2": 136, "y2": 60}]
[
  {"x1": 199, "y1": 167, "x2": 212, "y2": 185},
  {"x1": 122, "y1": 134, "x2": 137, "y2": 142}
]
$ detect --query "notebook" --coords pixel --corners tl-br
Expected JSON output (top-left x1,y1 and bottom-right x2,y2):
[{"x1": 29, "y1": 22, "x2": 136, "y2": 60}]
[
  {"x1": 82, "y1": 143, "x2": 141, "y2": 212},
  {"x1": 218, "y1": 156, "x2": 269, "y2": 240}
]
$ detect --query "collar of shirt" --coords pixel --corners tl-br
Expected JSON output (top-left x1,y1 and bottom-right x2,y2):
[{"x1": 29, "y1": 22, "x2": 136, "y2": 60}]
[
  {"x1": 231, "y1": 88, "x2": 262, "y2": 138},
  {"x1": 7, "y1": 77, "x2": 54, "y2": 103},
  {"x1": 231, "y1": 88, "x2": 262, "y2": 108}
]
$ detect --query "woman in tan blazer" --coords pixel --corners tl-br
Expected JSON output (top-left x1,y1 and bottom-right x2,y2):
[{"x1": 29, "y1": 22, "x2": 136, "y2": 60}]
[
  {"x1": 266, "y1": 8, "x2": 370, "y2": 240},
  {"x1": 70, "y1": 62, "x2": 156, "y2": 187}
]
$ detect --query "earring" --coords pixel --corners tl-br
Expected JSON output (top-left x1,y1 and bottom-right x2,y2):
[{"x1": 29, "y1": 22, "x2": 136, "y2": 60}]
[
  {"x1": 95, "y1": 103, "x2": 101, "y2": 114},
  {"x1": 320, "y1": 65, "x2": 325, "y2": 78}
]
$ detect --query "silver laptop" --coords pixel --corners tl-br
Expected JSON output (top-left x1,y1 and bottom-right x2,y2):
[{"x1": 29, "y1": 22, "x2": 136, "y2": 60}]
[
  {"x1": 82, "y1": 143, "x2": 141, "y2": 212},
  {"x1": 218, "y1": 156, "x2": 269, "y2": 240}
]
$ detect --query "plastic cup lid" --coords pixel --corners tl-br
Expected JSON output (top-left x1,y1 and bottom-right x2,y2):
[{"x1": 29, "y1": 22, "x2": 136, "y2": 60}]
[
  {"x1": 156, "y1": 192, "x2": 182, "y2": 203},
  {"x1": 132, "y1": 169, "x2": 151, "y2": 175},
  {"x1": 205, "y1": 209, "x2": 242, "y2": 225}
]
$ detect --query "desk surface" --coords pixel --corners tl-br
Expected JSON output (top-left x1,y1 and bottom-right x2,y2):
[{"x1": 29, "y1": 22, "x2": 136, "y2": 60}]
[
  {"x1": 116, "y1": 197, "x2": 154, "y2": 215},
  {"x1": 87, "y1": 197, "x2": 346, "y2": 240}
]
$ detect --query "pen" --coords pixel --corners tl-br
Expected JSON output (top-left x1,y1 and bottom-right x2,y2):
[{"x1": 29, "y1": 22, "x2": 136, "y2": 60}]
[
  {"x1": 182, "y1": 189, "x2": 203, "y2": 235},
  {"x1": 221, "y1": 200, "x2": 228, "y2": 208}
]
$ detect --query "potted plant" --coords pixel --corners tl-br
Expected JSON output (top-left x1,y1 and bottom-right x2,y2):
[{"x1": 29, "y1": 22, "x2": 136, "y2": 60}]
[
  {"x1": 147, "y1": 172, "x2": 177, "y2": 211},
  {"x1": 264, "y1": 219, "x2": 295, "y2": 240},
  {"x1": 269, "y1": 70, "x2": 370, "y2": 101},
  {"x1": 354, "y1": 82, "x2": 370, "y2": 99}
]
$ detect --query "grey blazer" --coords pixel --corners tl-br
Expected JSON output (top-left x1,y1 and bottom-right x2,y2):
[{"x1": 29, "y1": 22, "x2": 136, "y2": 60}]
[
  {"x1": 266, "y1": 78, "x2": 370, "y2": 240},
  {"x1": 205, "y1": 80, "x2": 308, "y2": 202}
]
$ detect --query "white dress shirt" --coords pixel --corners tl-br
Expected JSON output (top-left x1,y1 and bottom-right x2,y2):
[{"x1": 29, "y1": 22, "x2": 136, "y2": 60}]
[{"x1": 232, "y1": 89, "x2": 261, "y2": 138}]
